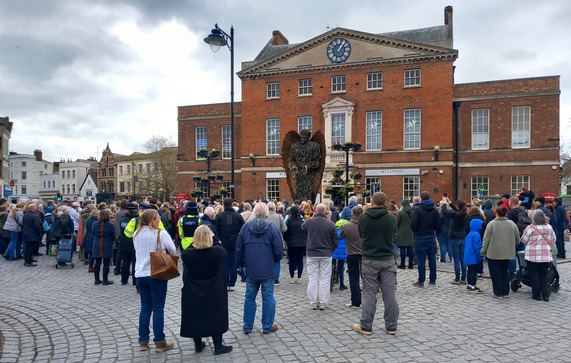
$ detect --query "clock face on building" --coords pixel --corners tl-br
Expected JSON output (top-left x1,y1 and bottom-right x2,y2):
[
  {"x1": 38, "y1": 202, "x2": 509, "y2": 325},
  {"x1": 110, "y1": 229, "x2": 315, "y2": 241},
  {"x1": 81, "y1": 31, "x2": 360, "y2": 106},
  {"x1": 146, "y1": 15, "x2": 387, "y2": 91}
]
[{"x1": 327, "y1": 38, "x2": 351, "y2": 63}]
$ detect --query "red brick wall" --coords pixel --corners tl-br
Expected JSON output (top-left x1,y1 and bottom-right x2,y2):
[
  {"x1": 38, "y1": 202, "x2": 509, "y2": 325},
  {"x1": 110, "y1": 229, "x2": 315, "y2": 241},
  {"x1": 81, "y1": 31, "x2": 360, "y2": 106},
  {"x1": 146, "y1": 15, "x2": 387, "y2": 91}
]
[
  {"x1": 177, "y1": 68, "x2": 560, "y2": 203},
  {"x1": 177, "y1": 103, "x2": 243, "y2": 196}
]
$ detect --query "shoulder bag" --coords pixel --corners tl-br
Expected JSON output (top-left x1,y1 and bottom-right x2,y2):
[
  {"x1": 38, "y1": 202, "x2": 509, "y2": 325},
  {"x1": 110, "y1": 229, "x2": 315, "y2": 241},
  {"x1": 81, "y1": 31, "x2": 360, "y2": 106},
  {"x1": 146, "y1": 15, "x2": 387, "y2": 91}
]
[
  {"x1": 530, "y1": 225, "x2": 555, "y2": 253},
  {"x1": 150, "y1": 230, "x2": 180, "y2": 280}
]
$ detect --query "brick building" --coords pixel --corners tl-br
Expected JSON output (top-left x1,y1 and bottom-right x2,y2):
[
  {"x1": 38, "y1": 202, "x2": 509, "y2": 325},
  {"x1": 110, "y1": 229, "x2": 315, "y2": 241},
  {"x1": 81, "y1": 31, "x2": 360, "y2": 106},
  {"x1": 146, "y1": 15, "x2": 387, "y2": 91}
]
[{"x1": 177, "y1": 6, "x2": 560, "y2": 203}]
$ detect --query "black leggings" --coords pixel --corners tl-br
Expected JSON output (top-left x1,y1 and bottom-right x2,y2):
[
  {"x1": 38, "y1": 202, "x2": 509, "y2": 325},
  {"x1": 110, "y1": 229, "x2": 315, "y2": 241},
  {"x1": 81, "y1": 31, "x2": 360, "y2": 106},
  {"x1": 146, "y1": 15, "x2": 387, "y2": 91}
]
[
  {"x1": 193, "y1": 335, "x2": 222, "y2": 349},
  {"x1": 288, "y1": 246, "x2": 305, "y2": 278},
  {"x1": 94, "y1": 257, "x2": 111, "y2": 282}
]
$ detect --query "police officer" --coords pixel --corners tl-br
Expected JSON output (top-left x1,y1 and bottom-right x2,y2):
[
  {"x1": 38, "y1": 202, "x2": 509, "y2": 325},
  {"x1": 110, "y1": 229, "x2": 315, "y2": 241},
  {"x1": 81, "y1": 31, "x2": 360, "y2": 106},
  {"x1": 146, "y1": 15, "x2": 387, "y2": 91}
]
[
  {"x1": 178, "y1": 202, "x2": 200, "y2": 250},
  {"x1": 118, "y1": 203, "x2": 139, "y2": 286}
]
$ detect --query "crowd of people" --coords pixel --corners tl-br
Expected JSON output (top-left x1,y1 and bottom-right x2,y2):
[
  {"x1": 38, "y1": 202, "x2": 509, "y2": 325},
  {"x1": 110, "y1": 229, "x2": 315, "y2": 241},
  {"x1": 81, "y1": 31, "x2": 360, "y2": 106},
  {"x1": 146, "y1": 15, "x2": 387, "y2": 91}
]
[{"x1": 0, "y1": 187, "x2": 567, "y2": 351}]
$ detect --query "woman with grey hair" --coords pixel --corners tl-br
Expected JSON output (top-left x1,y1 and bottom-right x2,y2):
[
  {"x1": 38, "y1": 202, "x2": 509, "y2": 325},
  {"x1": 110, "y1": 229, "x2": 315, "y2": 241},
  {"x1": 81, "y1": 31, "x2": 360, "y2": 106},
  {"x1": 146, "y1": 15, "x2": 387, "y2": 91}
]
[
  {"x1": 50, "y1": 206, "x2": 75, "y2": 267},
  {"x1": 241, "y1": 202, "x2": 254, "y2": 223},
  {"x1": 520, "y1": 209, "x2": 556, "y2": 301}
]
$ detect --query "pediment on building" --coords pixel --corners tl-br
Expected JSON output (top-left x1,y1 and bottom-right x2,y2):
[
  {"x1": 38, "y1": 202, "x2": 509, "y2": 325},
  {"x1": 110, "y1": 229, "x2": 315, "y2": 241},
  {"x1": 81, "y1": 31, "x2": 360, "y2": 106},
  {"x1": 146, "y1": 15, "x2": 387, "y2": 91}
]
[{"x1": 238, "y1": 28, "x2": 458, "y2": 79}]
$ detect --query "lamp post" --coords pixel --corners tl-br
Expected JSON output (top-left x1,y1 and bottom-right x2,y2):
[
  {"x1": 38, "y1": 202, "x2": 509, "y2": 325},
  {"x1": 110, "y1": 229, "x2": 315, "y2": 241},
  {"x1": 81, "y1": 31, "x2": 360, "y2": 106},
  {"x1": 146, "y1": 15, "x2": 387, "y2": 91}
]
[
  {"x1": 204, "y1": 24, "x2": 235, "y2": 200},
  {"x1": 333, "y1": 142, "x2": 362, "y2": 206}
]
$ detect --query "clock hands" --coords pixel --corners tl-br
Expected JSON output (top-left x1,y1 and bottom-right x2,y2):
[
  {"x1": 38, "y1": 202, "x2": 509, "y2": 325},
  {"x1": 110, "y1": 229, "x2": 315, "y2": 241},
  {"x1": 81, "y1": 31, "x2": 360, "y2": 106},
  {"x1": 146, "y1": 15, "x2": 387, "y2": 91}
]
[{"x1": 336, "y1": 40, "x2": 346, "y2": 52}]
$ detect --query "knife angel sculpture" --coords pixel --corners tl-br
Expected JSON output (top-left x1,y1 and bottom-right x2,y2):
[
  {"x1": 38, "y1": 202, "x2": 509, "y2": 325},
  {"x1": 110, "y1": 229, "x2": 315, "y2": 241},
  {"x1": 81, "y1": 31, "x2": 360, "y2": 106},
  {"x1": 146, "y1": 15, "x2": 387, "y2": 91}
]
[{"x1": 281, "y1": 129, "x2": 326, "y2": 203}]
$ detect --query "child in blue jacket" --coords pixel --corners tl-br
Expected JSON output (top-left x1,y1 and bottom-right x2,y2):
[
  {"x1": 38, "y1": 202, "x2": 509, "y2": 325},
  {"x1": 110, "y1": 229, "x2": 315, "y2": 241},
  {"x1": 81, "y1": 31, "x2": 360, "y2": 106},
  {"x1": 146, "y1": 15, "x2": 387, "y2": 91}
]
[{"x1": 464, "y1": 218, "x2": 484, "y2": 293}]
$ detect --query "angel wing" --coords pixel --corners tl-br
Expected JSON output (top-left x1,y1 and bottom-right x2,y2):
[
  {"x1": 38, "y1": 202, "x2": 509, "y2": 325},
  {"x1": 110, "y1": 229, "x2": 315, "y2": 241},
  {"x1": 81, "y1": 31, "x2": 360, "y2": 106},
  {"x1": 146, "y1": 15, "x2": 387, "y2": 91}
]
[
  {"x1": 310, "y1": 130, "x2": 326, "y2": 202},
  {"x1": 281, "y1": 130, "x2": 301, "y2": 201}
]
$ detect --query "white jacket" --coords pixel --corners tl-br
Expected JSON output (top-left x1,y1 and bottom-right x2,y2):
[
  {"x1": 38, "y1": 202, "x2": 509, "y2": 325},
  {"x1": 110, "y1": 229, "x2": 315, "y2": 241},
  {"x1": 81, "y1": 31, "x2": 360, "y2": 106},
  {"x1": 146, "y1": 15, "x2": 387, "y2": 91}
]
[{"x1": 134, "y1": 226, "x2": 176, "y2": 278}]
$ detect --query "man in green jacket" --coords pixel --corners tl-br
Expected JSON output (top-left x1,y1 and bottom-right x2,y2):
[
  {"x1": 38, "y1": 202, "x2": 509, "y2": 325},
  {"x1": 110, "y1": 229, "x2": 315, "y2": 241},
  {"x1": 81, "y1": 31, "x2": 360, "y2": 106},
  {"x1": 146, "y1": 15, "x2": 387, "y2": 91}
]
[{"x1": 353, "y1": 192, "x2": 399, "y2": 336}]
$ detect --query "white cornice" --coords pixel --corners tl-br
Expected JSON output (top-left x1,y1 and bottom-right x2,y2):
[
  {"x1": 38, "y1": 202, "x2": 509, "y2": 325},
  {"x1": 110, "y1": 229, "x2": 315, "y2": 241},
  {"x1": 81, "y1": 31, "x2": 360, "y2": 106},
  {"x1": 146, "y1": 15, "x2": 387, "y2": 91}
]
[{"x1": 238, "y1": 28, "x2": 458, "y2": 80}]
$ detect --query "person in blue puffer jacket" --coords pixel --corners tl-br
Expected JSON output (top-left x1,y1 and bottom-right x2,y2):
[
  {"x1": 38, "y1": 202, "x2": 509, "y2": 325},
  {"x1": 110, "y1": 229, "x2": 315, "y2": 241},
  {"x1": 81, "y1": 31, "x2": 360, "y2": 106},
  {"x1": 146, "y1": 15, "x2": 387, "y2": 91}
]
[
  {"x1": 464, "y1": 218, "x2": 484, "y2": 293},
  {"x1": 83, "y1": 208, "x2": 99, "y2": 273},
  {"x1": 332, "y1": 219, "x2": 348, "y2": 290}
]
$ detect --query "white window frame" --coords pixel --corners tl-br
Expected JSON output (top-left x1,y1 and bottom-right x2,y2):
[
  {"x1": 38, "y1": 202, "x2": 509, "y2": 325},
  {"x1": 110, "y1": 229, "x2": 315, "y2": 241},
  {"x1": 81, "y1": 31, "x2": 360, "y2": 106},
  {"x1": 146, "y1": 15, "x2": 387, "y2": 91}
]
[
  {"x1": 266, "y1": 179, "x2": 280, "y2": 201},
  {"x1": 365, "y1": 177, "x2": 381, "y2": 204},
  {"x1": 298, "y1": 79, "x2": 312, "y2": 96},
  {"x1": 298, "y1": 116, "x2": 312, "y2": 133},
  {"x1": 195, "y1": 126, "x2": 207, "y2": 159},
  {"x1": 511, "y1": 175, "x2": 530, "y2": 196},
  {"x1": 21, "y1": 185, "x2": 27, "y2": 194},
  {"x1": 403, "y1": 176, "x2": 420, "y2": 200},
  {"x1": 404, "y1": 109, "x2": 421, "y2": 150},
  {"x1": 471, "y1": 176, "x2": 489, "y2": 198},
  {"x1": 331, "y1": 113, "x2": 346, "y2": 145},
  {"x1": 266, "y1": 119, "x2": 280, "y2": 156},
  {"x1": 404, "y1": 69, "x2": 421, "y2": 87},
  {"x1": 512, "y1": 106, "x2": 530, "y2": 148},
  {"x1": 472, "y1": 109, "x2": 489, "y2": 150},
  {"x1": 21, "y1": 171, "x2": 26, "y2": 180},
  {"x1": 366, "y1": 111, "x2": 382, "y2": 150},
  {"x1": 367, "y1": 72, "x2": 383, "y2": 90},
  {"x1": 119, "y1": 165, "x2": 123, "y2": 175},
  {"x1": 221, "y1": 125, "x2": 231, "y2": 159},
  {"x1": 266, "y1": 82, "x2": 280, "y2": 99},
  {"x1": 331, "y1": 76, "x2": 346, "y2": 93}
]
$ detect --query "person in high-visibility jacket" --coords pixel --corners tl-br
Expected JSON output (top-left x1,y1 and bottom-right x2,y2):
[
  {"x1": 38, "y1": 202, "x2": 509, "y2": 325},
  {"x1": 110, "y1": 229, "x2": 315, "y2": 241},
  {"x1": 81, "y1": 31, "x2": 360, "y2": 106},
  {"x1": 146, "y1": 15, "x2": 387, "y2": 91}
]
[
  {"x1": 124, "y1": 204, "x2": 166, "y2": 238},
  {"x1": 178, "y1": 202, "x2": 200, "y2": 250}
]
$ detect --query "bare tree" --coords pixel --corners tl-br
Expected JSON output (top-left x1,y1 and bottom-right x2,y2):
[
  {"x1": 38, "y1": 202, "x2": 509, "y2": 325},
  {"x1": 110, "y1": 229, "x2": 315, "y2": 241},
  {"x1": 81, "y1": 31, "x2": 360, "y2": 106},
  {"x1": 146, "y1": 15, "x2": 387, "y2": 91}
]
[{"x1": 137, "y1": 136, "x2": 178, "y2": 201}]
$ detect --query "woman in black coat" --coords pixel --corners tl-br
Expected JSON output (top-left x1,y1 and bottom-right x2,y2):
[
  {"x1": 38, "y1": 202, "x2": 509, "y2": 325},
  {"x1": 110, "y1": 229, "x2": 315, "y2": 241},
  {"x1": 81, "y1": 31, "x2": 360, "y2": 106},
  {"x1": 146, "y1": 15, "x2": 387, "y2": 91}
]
[
  {"x1": 283, "y1": 206, "x2": 307, "y2": 283},
  {"x1": 180, "y1": 225, "x2": 232, "y2": 356},
  {"x1": 91, "y1": 209, "x2": 116, "y2": 285},
  {"x1": 442, "y1": 199, "x2": 469, "y2": 284}
]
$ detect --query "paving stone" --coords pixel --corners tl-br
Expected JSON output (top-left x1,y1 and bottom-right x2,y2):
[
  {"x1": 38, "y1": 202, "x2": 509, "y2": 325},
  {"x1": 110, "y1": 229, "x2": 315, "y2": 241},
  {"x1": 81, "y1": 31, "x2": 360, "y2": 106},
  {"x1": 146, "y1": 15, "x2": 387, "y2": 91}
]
[{"x1": 1, "y1": 252, "x2": 571, "y2": 361}]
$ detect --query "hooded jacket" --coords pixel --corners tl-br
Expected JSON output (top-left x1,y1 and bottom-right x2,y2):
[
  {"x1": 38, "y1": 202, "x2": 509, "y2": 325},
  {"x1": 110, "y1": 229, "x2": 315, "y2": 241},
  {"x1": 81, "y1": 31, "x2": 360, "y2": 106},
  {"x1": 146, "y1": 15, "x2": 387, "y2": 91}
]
[
  {"x1": 482, "y1": 200, "x2": 495, "y2": 226},
  {"x1": 411, "y1": 200, "x2": 441, "y2": 237},
  {"x1": 464, "y1": 219, "x2": 484, "y2": 265},
  {"x1": 329, "y1": 204, "x2": 340, "y2": 223},
  {"x1": 396, "y1": 204, "x2": 414, "y2": 247},
  {"x1": 235, "y1": 218, "x2": 283, "y2": 280},
  {"x1": 358, "y1": 206, "x2": 396, "y2": 260}
]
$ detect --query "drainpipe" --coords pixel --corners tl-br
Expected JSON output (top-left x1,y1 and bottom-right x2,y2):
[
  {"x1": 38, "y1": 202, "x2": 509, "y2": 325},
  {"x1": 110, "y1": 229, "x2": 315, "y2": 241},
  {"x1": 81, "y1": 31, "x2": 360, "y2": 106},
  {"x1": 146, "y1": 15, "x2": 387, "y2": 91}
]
[{"x1": 453, "y1": 101, "x2": 461, "y2": 201}]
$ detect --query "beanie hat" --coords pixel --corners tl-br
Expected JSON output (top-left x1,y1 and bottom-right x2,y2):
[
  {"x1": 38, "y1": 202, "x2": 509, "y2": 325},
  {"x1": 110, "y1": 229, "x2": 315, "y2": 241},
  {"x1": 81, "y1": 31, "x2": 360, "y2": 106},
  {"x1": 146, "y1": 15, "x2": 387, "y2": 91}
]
[{"x1": 401, "y1": 199, "x2": 410, "y2": 206}]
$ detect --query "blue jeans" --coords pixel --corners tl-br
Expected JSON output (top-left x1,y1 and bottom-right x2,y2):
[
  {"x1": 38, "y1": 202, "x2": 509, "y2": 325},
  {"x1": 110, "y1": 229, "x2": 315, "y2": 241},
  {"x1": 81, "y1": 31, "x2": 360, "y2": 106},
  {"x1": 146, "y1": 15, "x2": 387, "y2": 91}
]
[
  {"x1": 136, "y1": 277, "x2": 168, "y2": 342},
  {"x1": 414, "y1": 236, "x2": 437, "y2": 285},
  {"x1": 243, "y1": 278, "x2": 275, "y2": 332},
  {"x1": 332, "y1": 259, "x2": 345, "y2": 285},
  {"x1": 5, "y1": 231, "x2": 23, "y2": 260},
  {"x1": 450, "y1": 238, "x2": 466, "y2": 281},
  {"x1": 438, "y1": 234, "x2": 451, "y2": 261},
  {"x1": 275, "y1": 261, "x2": 281, "y2": 282},
  {"x1": 508, "y1": 242, "x2": 526, "y2": 279},
  {"x1": 222, "y1": 245, "x2": 237, "y2": 287}
]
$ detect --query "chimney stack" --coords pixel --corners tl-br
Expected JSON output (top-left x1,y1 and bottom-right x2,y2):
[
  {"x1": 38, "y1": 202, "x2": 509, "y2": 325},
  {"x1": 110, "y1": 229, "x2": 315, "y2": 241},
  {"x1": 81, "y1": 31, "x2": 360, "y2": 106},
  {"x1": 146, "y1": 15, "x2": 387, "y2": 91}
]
[
  {"x1": 34, "y1": 149, "x2": 42, "y2": 161},
  {"x1": 271, "y1": 30, "x2": 289, "y2": 46},
  {"x1": 444, "y1": 6, "x2": 453, "y2": 25}
]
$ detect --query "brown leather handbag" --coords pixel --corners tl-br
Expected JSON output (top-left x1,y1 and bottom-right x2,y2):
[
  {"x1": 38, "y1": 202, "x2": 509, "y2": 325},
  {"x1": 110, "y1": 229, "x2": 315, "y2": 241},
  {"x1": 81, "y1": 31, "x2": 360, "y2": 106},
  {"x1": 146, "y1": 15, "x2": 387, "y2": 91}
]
[{"x1": 150, "y1": 230, "x2": 180, "y2": 280}]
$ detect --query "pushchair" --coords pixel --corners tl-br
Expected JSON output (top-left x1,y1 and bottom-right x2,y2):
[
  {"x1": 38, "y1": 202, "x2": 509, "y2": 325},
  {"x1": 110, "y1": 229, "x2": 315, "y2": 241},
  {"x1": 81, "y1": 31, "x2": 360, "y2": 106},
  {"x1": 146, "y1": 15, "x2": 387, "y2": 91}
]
[{"x1": 510, "y1": 251, "x2": 559, "y2": 293}]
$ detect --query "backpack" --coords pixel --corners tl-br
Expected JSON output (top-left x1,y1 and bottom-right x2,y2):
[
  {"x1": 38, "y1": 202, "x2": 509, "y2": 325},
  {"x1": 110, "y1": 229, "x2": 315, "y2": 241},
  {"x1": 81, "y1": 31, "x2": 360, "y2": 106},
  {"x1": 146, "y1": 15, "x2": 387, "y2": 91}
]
[{"x1": 516, "y1": 209, "x2": 532, "y2": 236}]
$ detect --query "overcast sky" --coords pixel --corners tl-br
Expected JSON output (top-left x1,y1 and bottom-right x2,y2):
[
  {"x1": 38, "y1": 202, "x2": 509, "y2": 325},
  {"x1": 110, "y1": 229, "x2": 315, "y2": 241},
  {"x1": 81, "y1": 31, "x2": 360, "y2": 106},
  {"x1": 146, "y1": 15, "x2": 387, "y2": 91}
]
[{"x1": 1, "y1": 0, "x2": 570, "y2": 162}]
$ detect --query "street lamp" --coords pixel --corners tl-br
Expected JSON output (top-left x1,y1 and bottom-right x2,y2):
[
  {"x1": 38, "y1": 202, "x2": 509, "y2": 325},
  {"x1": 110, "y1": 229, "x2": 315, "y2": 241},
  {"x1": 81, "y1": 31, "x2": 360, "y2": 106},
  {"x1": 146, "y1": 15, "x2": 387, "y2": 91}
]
[
  {"x1": 204, "y1": 24, "x2": 235, "y2": 200},
  {"x1": 333, "y1": 142, "x2": 362, "y2": 206}
]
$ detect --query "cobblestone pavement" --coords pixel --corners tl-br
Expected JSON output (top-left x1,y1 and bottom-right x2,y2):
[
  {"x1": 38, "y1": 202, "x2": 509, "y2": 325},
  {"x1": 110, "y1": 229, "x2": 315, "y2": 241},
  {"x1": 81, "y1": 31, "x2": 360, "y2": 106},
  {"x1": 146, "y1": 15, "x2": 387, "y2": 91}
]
[{"x1": 1, "y1": 250, "x2": 570, "y2": 362}]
